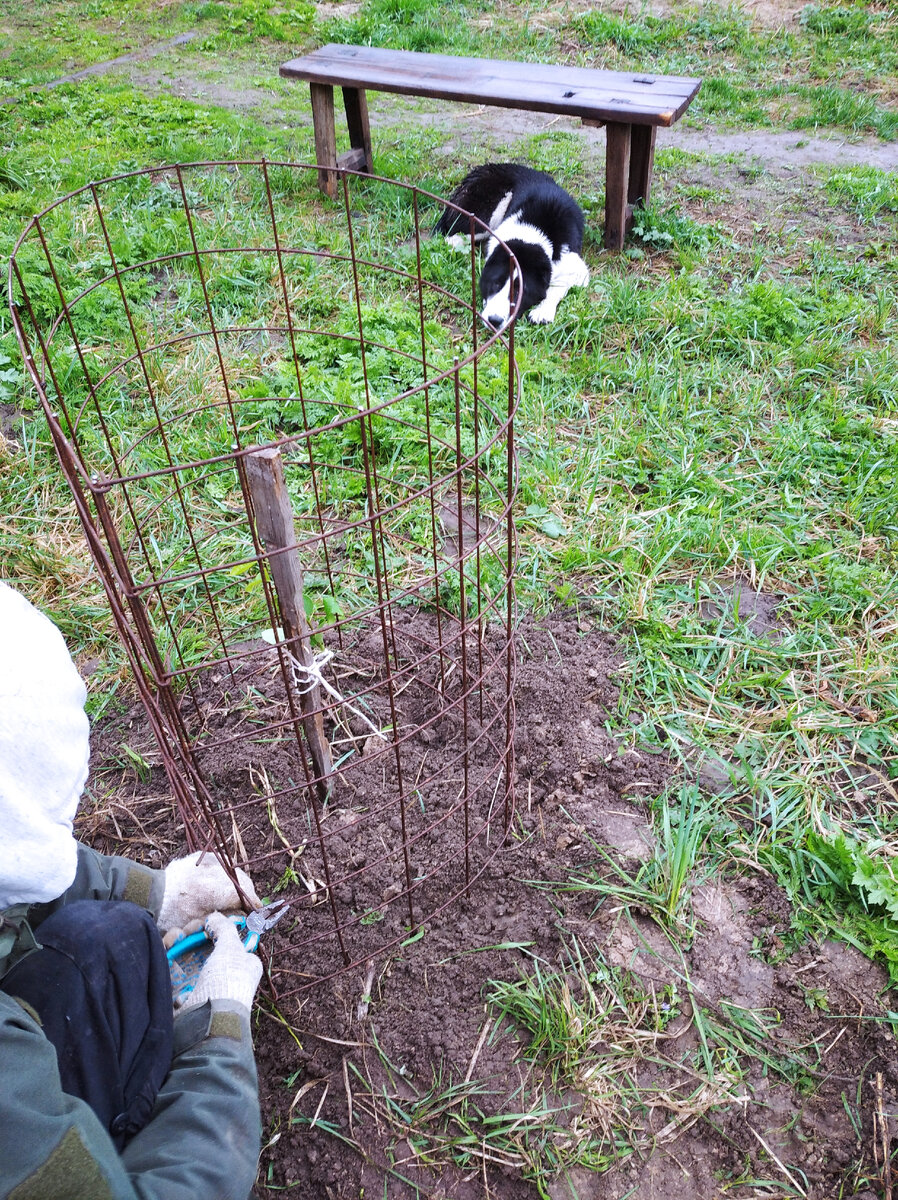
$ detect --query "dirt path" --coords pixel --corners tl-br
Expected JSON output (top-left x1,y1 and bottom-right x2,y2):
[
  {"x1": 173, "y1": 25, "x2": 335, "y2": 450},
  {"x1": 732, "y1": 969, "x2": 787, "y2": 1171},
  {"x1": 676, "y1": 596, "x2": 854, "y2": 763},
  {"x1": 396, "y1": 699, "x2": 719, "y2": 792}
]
[{"x1": 36, "y1": 42, "x2": 898, "y2": 174}]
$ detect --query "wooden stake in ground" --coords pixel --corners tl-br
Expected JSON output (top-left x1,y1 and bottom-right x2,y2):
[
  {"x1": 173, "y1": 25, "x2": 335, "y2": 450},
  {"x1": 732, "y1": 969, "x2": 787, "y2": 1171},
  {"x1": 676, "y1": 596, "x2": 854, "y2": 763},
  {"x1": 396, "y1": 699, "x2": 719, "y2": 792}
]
[{"x1": 245, "y1": 446, "x2": 335, "y2": 797}]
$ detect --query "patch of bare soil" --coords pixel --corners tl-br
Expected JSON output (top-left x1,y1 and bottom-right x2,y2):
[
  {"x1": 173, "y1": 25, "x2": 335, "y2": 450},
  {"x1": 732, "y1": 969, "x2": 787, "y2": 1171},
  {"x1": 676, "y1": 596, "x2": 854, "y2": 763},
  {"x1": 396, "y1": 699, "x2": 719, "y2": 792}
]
[
  {"x1": 85, "y1": 612, "x2": 898, "y2": 1200},
  {"x1": 0, "y1": 402, "x2": 23, "y2": 444},
  {"x1": 667, "y1": 127, "x2": 898, "y2": 173},
  {"x1": 21, "y1": 32, "x2": 198, "y2": 92},
  {"x1": 696, "y1": 577, "x2": 786, "y2": 641},
  {"x1": 651, "y1": 150, "x2": 892, "y2": 254},
  {"x1": 127, "y1": 66, "x2": 290, "y2": 120}
]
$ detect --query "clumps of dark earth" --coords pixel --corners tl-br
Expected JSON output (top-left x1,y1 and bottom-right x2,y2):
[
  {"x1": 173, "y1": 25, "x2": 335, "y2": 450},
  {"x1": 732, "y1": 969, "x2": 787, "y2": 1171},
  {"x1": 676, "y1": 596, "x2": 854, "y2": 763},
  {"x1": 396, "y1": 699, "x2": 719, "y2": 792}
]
[{"x1": 84, "y1": 612, "x2": 897, "y2": 1199}]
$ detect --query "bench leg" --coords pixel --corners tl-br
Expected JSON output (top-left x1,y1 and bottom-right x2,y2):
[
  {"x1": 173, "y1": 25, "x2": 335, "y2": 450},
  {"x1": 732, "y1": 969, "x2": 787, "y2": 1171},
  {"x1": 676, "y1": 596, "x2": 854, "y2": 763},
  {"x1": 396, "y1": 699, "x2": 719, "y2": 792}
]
[
  {"x1": 309, "y1": 82, "x2": 339, "y2": 198},
  {"x1": 628, "y1": 125, "x2": 656, "y2": 208},
  {"x1": 341, "y1": 87, "x2": 372, "y2": 175},
  {"x1": 604, "y1": 122, "x2": 631, "y2": 251}
]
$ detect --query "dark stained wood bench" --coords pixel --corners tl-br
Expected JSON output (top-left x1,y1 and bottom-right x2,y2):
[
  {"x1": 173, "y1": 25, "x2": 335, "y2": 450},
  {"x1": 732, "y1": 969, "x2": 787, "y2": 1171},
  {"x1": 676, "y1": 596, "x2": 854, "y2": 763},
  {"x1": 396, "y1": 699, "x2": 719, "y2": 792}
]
[{"x1": 280, "y1": 44, "x2": 701, "y2": 250}]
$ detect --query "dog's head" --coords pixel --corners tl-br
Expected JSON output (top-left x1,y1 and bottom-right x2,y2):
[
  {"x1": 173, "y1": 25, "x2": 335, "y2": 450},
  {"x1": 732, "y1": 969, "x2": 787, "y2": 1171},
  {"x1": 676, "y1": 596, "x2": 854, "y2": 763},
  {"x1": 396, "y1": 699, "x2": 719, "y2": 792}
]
[{"x1": 480, "y1": 240, "x2": 552, "y2": 330}]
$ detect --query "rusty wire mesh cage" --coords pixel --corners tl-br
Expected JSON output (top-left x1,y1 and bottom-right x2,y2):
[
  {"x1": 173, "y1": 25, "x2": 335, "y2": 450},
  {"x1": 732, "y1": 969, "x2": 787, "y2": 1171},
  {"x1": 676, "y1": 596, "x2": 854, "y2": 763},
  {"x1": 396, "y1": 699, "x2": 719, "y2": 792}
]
[{"x1": 9, "y1": 160, "x2": 519, "y2": 993}]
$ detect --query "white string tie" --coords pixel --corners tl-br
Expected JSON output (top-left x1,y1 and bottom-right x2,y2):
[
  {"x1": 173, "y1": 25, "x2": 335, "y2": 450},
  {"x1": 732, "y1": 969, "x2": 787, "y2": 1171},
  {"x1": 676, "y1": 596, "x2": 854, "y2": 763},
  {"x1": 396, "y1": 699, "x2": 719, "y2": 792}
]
[{"x1": 289, "y1": 647, "x2": 388, "y2": 742}]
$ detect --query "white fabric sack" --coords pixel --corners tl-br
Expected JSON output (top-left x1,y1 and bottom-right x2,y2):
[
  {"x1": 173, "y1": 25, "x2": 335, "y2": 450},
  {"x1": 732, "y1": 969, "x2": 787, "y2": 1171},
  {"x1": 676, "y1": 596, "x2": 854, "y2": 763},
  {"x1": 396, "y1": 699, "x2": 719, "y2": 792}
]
[{"x1": 0, "y1": 581, "x2": 90, "y2": 908}]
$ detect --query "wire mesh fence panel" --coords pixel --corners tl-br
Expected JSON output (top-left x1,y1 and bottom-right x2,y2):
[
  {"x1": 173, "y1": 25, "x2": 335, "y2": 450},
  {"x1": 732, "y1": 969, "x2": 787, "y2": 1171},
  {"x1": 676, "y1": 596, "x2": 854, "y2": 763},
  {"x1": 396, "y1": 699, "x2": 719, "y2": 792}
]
[{"x1": 10, "y1": 160, "x2": 520, "y2": 989}]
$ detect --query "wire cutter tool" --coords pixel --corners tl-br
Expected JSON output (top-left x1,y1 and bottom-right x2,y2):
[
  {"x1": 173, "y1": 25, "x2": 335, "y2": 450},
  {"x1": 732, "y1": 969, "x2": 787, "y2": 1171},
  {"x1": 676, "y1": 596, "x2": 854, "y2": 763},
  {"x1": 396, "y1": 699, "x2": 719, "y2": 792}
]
[{"x1": 166, "y1": 899, "x2": 290, "y2": 1000}]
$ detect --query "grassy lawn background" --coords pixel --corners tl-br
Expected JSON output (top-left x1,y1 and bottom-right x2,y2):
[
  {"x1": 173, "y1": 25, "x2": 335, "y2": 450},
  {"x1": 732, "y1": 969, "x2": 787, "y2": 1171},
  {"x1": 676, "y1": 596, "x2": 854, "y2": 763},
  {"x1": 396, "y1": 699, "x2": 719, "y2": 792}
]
[{"x1": 1, "y1": 0, "x2": 897, "y2": 1190}]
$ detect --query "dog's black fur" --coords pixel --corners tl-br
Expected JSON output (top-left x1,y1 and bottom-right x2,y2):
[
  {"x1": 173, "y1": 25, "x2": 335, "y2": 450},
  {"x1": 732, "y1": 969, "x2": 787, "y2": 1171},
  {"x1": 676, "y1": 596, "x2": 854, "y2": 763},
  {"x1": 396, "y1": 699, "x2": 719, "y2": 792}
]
[{"x1": 436, "y1": 163, "x2": 588, "y2": 326}]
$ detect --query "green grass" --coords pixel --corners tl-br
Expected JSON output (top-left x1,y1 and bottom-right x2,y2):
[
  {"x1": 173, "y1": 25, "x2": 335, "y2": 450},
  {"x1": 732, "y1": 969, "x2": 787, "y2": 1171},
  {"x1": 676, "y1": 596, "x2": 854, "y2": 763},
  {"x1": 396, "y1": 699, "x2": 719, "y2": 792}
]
[
  {"x1": 822, "y1": 165, "x2": 898, "y2": 219},
  {"x1": 1, "y1": 0, "x2": 898, "y2": 1192},
  {"x1": 549, "y1": 785, "x2": 714, "y2": 939},
  {"x1": 568, "y1": 3, "x2": 898, "y2": 136},
  {"x1": 0, "y1": 0, "x2": 314, "y2": 88}
]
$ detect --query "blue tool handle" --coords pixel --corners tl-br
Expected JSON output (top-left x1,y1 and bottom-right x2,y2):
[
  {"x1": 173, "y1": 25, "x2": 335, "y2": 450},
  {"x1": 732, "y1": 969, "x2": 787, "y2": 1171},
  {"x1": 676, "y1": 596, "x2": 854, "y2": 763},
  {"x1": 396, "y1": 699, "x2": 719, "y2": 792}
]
[
  {"x1": 166, "y1": 914, "x2": 269, "y2": 1003},
  {"x1": 166, "y1": 929, "x2": 210, "y2": 962},
  {"x1": 165, "y1": 914, "x2": 254, "y2": 963}
]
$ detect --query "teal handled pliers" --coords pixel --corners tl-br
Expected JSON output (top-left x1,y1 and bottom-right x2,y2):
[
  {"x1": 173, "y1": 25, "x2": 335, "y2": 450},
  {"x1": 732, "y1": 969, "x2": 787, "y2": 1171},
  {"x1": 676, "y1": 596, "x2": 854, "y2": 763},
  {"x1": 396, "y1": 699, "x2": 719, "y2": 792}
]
[
  {"x1": 166, "y1": 899, "x2": 290, "y2": 1000},
  {"x1": 239, "y1": 898, "x2": 291, "y2": 951}
]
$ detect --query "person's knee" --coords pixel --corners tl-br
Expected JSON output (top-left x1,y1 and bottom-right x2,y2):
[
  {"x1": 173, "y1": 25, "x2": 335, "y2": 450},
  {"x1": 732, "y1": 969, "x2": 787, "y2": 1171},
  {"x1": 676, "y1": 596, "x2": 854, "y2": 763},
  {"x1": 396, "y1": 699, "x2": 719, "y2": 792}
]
[
  {"x1": 2, "y1": 898, "x2": 174, "y2": 1144},
  {"x1": 36, "y1": 899, "x2": 161, "y2": 970},
  {"x1": 53, "y1": 897, "x2": 157, "y2": 939}
]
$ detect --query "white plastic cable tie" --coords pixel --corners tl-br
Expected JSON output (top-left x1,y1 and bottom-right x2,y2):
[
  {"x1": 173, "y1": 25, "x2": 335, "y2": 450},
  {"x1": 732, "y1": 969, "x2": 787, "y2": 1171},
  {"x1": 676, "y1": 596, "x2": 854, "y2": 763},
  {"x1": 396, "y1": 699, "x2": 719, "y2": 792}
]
[{"x1": 288, "y1": 647, "x2": 388, "y2": 742}]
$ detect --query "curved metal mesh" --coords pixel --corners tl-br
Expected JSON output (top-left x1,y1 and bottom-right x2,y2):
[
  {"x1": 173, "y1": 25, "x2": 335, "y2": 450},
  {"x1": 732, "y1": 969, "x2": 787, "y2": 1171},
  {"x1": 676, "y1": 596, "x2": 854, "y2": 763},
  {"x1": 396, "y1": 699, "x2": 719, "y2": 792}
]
[{"x1": 9, "y1": 160, "x2": 519, "y2": 991}]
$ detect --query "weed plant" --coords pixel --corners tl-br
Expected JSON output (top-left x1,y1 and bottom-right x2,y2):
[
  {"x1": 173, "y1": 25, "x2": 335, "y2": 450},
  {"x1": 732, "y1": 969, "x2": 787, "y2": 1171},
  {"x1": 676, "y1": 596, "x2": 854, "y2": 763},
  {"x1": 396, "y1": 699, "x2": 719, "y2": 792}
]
[{"x1": 549, "y1": 786, "x2": 712, "y2": 940}]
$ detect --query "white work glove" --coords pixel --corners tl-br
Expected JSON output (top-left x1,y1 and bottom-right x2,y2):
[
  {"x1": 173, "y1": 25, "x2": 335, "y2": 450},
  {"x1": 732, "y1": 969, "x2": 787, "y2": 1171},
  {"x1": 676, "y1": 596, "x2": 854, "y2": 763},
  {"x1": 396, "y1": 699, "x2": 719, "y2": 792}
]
[
  {"x1": 161, "y1": 918, "x2": 204, "y2": 951},
  {"x1": 179, "y1": 912, "x2": 263, "y2": 1012},
  {"x1": 157, "y1": 851, "x2": 261, "y2": 933}
]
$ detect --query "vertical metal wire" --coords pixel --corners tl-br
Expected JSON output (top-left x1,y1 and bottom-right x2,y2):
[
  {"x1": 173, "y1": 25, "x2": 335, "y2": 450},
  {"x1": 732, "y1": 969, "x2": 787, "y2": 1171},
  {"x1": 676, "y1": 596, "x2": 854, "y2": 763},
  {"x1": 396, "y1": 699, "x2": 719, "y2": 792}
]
[
  {"x1": 463, "y1": 213, "x2": 488, "y2": 721},
  {"x1": 412, "y1": 187, "x2": 447, "y2": 698},
  {"x1": 357, "y1": 403, "x2": 416, "y2": 931},
  {"x1": 9, "y1": 160, "x2": 521, "y2": 983},
  {"x1": 9, "y1": 266, "x2": 84, "y2": 470},
  {"x1": 468, "y1": 226, "x2": 485, "y2": 725},
  {"x1": 88, "y1": 182, "x2": 234, "y2": 693},
  {"x1": 340, "y1": 172, "x2": 403, "y2": 676},
  {"x1": 259, "y1": 158, "x2": 342, "y2": 650},
  {"x1": 504, "y1": 319, "x2": 517, "y2": 831},
  {"x1": 453, "y1": 358, "x2": 471, "y2": 885},
  {"x1": 29, "y1": 213, "x2": 208, "y2": 715}
]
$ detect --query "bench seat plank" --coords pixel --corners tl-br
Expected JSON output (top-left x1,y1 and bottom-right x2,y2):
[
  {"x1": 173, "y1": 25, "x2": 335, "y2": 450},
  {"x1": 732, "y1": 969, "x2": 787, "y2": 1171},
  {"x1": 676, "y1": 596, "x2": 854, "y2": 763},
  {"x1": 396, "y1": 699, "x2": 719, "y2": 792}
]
[
  {"x1": 281, "y1": 44, "x2": 701, "y2": 127},
  {"x1": 280, "y1": 45, "x2": 701, "y2": 249}
]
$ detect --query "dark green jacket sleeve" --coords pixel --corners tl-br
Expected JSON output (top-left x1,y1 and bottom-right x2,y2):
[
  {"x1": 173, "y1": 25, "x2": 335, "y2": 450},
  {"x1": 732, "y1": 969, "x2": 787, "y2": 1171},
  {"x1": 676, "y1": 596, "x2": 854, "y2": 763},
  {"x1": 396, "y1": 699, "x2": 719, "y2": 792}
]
[
  {"x1": 35, "y1": 843, "x2": 166, "y2": 923},
  {"x1": 0, "y1": 994, "x2": 261, "y2": 1200}
]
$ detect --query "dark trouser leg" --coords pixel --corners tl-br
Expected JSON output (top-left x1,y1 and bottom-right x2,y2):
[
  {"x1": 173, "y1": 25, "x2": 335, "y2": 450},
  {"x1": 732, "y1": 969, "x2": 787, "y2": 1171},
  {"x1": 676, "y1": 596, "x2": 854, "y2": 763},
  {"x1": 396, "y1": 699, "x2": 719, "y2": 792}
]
[{"x1": 1, "y1": 900, "x2": 174, "y2": 1149}]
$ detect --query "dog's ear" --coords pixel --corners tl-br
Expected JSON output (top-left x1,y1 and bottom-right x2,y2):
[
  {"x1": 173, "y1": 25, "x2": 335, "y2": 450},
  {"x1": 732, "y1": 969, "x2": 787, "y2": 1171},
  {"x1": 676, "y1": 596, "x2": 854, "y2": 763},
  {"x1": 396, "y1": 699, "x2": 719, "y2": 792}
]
[
  {"x1": 479, "y1": 245, "x2": 512, "y2": 301},
  {"x1": 479, "y1": 247, "x2": 516, "y2": 328},
  {"x1": 435, "y1": 207, "x2": 463, "y2": 238},
  {"x1": 510, "y1": 243, "x2": 552, "y2": 309}
]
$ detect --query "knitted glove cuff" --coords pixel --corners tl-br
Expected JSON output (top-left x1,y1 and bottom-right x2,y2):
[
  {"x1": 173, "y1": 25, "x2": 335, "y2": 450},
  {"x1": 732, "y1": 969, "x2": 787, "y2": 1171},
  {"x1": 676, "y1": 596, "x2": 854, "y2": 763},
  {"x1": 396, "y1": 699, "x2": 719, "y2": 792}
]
[{"x1": 179, "y1": 912, "x2": 263, "y2": 1012}]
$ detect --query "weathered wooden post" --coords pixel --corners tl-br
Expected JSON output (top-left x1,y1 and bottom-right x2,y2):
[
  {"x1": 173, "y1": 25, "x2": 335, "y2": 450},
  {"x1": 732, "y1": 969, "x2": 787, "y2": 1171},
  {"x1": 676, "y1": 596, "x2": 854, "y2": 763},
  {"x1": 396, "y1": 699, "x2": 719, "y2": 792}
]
[{"x1": 245, "y1": 445, "x2": 335, "y2": 797}]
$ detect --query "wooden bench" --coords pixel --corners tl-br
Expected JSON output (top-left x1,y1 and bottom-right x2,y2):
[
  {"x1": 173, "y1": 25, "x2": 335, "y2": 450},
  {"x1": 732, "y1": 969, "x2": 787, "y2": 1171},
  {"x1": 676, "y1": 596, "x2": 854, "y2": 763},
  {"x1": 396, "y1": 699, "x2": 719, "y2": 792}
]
[{"x1": 280, "y1": 44, "x2": 701, "y2": 250}]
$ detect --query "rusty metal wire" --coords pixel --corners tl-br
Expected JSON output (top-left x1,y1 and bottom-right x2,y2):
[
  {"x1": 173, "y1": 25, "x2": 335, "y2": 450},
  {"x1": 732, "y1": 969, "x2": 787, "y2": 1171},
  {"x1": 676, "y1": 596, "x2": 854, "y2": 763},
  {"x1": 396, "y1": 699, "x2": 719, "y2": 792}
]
[{"x1": 9, "y1": 160, "x2": 519, "y2": 990}]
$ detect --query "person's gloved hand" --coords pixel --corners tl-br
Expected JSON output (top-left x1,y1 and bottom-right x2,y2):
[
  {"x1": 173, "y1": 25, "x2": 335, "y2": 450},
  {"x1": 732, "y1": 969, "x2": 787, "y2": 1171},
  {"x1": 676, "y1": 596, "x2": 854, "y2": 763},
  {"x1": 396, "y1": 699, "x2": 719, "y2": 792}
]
[
  {"x1": 157, "y1": 851, "x2": 261, "y2": 933},
  {"x1": 161, "y1": 918, "x2": 204, "y2": 951},
  {"x1": 179, "y1": 912, "x2": 263, "y2": 1012}
]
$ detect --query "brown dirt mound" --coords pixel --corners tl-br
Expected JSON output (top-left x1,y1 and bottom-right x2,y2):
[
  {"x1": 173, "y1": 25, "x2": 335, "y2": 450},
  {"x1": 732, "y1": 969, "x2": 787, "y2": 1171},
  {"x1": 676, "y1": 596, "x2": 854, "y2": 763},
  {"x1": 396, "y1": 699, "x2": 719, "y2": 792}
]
[{"x1": 84, "y1": 612, "x2": 897, "y2": 1199}]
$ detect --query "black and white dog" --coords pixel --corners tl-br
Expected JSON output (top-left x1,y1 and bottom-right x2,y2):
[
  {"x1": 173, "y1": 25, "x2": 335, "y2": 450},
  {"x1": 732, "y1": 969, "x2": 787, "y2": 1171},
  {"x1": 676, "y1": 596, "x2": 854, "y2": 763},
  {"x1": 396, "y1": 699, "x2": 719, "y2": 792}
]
[{"x1": 436, "y1": 162, "x2": 590, "y2": 329}]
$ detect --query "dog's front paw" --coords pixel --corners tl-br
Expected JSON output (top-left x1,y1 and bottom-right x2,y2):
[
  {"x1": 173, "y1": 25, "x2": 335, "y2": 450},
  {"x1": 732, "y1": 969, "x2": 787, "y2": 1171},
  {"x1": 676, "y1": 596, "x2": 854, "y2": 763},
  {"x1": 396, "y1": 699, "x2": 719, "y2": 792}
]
[
  {"x1": 445, "y1": 234, "x2": 469, "y2": 252},
  {"x1": 571, "y1": 258, "x2": 590, "y2": 288},
  {"x1": 555, "y1": 252, "x2": 590, "y2": 289},
  {"x1": 527, "y1": 302, "x2": 555, "y2": 325}
]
